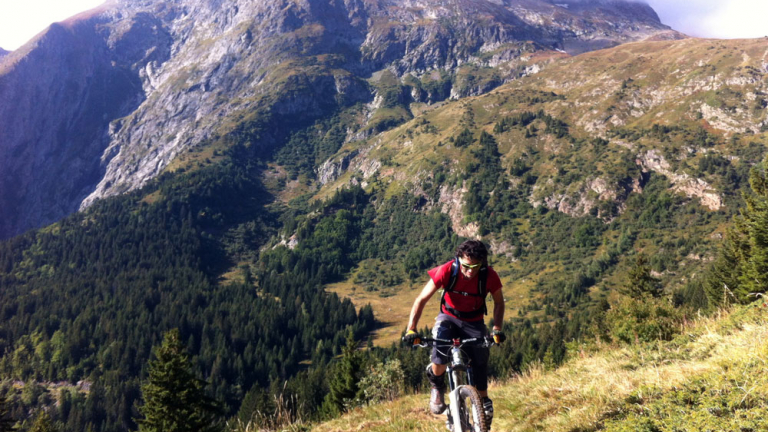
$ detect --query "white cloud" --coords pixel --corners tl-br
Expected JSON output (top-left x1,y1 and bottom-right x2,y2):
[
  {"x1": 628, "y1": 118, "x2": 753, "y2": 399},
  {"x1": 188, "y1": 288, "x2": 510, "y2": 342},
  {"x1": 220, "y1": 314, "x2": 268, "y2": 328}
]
[
  {"x1": 0, "y1": 0, "x2": 105, "y2": 51},
  {"x1": 646, "y1": 0, "x2": 768, "y2": 39}
]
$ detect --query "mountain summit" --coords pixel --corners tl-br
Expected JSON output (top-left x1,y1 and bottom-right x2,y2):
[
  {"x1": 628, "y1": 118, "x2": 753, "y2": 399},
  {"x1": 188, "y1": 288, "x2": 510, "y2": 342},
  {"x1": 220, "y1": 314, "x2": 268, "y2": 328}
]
[{"x1": 0, "y1": 0, "x2": 676, "y2": 239}]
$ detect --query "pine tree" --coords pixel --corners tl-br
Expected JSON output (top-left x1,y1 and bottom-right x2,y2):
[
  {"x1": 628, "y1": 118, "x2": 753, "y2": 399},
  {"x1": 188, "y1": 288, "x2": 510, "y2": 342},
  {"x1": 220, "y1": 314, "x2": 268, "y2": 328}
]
[
  {"x1": 0, "y1": 394, "x2": 14, "y2": 432},
  {"x1": 323, "y1": 331, "x2": 364, "y2": 414},
  {"x1": 736, "y1": 165, "x2": 768, "y2": 301},
  {"x1": 705, "y1": 161, "x2": 768, "y2": 306},
  {"x1": 29, "y1": 411, "x2": 57, "y2": 432},
  {"x1": 137, "y1": 329, "x2": 221, "y2": 432},
  {"x1": 623, "y1": 253, "x2": 662, "y2": 299},
  {"x1": 704, "y1": 222, "x2": 746, "y2": 308}
]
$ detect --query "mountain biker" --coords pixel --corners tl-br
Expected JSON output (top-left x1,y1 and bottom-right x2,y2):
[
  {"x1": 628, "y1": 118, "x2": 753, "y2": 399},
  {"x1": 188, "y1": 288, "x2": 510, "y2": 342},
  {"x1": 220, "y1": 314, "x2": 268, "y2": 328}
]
[{"x1": 404, "y1": 240, "x2": 505, "y2": 428}]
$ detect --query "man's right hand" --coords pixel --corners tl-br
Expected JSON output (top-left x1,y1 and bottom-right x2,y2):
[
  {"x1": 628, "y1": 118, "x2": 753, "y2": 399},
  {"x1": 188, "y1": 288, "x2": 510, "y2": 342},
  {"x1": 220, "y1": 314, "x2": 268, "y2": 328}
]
[
  {"x1": 491, "y1": 329, "x2": 506, "y2": 344},
  {"x1": 403, "y1": 330, "x2": 421, "y2": 345}
]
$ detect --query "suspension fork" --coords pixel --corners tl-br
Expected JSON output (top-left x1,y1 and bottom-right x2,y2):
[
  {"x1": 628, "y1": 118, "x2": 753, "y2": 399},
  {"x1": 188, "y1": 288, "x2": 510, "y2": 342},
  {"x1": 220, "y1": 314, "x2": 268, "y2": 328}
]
[{"x1": 447, "y1": 365, "x2": 457, "y2": 391}]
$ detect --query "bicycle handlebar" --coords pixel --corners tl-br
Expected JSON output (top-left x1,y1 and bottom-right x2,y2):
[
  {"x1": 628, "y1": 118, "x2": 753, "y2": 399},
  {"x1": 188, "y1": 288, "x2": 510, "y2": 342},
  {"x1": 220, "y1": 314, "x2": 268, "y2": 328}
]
[{"x1": 411, "y1": 336, "x2": 496, "y2": 349}]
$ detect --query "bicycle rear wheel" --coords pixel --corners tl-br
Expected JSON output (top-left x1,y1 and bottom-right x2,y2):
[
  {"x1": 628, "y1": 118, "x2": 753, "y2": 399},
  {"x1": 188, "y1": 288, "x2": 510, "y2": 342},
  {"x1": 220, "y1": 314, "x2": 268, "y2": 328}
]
[{"x1": 453, "y1": 385, "x2": 488, "y2": 432}]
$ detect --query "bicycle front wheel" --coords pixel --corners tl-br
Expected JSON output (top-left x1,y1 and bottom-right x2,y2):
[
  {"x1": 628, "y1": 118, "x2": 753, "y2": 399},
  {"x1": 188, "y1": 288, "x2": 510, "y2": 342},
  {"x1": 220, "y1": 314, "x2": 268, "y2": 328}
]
[{"x1": 453, "y1": 385, "x2": 488, "y2": 432}]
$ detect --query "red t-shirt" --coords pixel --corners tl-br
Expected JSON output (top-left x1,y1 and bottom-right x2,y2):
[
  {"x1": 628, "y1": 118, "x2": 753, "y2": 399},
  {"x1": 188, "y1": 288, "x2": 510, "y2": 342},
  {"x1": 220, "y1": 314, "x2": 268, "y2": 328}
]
[{"x1": 428, "y1": 260, "x2": 502, "y2": 322}]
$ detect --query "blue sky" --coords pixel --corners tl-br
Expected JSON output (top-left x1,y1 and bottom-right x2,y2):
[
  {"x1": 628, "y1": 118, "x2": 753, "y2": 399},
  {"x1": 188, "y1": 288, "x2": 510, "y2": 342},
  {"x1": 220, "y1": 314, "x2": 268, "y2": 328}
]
[{"x1": 1, "y1": 0, "x2": 767, "y2": 51}]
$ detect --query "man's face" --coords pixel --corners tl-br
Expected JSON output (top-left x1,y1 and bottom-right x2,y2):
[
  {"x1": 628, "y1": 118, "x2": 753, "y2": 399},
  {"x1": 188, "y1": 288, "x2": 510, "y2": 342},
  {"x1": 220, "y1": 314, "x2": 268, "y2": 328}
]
[{"x1": 458, "y1": 255, "x2": 482, "y2": 280}]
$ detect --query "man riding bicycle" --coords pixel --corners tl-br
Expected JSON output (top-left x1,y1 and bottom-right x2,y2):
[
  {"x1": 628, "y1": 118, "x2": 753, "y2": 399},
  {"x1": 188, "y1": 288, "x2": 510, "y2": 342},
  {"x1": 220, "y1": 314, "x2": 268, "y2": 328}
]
[{"x1": 404, "y1": 240, "x2": 505, "y2": 428}]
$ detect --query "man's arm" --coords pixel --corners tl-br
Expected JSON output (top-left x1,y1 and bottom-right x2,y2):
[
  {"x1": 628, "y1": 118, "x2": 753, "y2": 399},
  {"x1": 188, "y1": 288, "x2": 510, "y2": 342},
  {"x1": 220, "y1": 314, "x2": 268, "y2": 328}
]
[
  {"x1": 490, "y1": 288, "x2": 505, "y2": 331},
  {"x1": 407, "y1": 278, "x2": 440, "y2": 331}
]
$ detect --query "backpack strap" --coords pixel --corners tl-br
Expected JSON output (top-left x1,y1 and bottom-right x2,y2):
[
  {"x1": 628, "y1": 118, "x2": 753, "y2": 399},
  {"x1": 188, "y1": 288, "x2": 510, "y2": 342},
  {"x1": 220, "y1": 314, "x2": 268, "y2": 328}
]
[
  {"x1": 478, "y1": 265, "x2": 488, "y2": 316},
  {"x1": 439, "y1": 258, "x2": 489, "y2": 319}
]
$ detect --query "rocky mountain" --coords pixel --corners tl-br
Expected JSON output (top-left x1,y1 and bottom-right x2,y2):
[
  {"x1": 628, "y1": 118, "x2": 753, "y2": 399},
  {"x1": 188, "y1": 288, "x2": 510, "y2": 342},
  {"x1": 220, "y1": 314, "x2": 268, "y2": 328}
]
[
  {"x1": 315, "y1": 37, "x2": 768, "y2": 342},
  {"x1": 2, "y1": 3, "x2": 768, "y2": 430},
  {"x1": 0, "y1": 0, "x2": 675, "y2": 239},
  {"x1": 320, "y1": 37, "x2": 768, "y2": 226},
  {"x1": 0, "y1": 48, "x2": 8, "y2": 59}
]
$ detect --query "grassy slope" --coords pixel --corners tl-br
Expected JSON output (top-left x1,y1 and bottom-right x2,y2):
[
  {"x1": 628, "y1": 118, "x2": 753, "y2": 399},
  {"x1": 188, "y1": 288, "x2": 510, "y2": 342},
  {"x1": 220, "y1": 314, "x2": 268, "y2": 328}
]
[
  {"x1": 312, "y1": 302, "x2": 768, "y2": 432},
  {"x1": 317, "y1": 37, "x2": 768, "y2": 347},
  {"x1": 323, "y1": 36, "x2": 768, "y2": 206}
]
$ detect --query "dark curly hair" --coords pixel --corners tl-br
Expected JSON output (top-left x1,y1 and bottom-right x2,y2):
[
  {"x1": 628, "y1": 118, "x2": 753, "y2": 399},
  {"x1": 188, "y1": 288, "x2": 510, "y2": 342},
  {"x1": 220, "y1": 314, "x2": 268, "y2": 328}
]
[{"x1": 455, "y1": 240, "x2": 488, "y2": 263}]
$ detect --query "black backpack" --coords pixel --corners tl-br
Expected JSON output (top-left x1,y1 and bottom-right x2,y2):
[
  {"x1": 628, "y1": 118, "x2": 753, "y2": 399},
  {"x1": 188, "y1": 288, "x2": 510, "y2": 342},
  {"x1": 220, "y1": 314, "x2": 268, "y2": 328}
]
[{"x1": 439, "y1": 257, "x2": 489, "y2": 319}]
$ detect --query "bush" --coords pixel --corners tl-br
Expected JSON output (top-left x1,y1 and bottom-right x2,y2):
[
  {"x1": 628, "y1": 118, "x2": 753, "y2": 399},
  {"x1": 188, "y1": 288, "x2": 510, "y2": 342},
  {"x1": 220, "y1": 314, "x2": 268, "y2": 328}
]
[
  {"x1": 605, "y1": 297, "x2": 684, "y2": 344},
  {"x1": 356, "y1": 359, "x2": 405, "y2": 405}
]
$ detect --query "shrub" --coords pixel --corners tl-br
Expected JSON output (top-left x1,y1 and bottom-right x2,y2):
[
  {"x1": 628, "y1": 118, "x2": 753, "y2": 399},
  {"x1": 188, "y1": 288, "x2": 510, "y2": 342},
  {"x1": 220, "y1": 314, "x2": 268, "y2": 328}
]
[
  {"x1": 356, "y1": 359, "x2": 405, "y2": 405},
  {"x1": 605, "y1": 297, "x2": 684, "y2": 344}
]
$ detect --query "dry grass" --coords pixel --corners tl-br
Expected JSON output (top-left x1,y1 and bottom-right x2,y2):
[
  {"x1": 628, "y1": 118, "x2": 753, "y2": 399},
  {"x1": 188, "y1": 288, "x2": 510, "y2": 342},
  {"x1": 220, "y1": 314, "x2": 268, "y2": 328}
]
[
  {"x1": 311, "y1": 394, "x2": 445, "y2": 432},
  {"x1": 311, "y1": 304, "x2": 768, "y2": 431},
  {"x1": 492, "y1": 306, "x2": 768, "y2": 431},
  {"x1": 163, "y1": 142, "x2": 228, "y2": 173}
]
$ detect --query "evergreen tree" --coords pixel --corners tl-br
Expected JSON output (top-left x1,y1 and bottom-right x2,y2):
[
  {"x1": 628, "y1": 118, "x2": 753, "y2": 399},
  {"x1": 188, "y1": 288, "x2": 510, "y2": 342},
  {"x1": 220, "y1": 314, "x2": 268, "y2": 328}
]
[
  {"x1": 623, "y1": 253, "x2": 662, "y2": 298},
  {"x1": 323, "y1": 331, "x2": 365, "y2": 414},
  {"x1": 735, "y1": 164, "x2": 768, "y2": 301},
  {"x1": 137, "y1": 329, "x2": 221, "y2": 432},
  {"x1": 706, "y1": 160, "x2": 768, "y2": 306},
  {"x1": 29, "y1": 411, "x2": 57, "y2": 432},
  {"x1": 704, "y1": 222, "x2": 746, "y2": 308},
  {"x1": 0, "y1": 394, "x2": 14, "y2": 432}
]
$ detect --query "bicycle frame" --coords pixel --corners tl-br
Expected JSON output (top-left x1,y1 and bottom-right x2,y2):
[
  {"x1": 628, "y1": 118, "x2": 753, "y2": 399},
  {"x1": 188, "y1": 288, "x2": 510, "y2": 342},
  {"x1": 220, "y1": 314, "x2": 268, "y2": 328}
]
[{"x1": 414, "y1": 337, "x2": 493, "y2": 432}]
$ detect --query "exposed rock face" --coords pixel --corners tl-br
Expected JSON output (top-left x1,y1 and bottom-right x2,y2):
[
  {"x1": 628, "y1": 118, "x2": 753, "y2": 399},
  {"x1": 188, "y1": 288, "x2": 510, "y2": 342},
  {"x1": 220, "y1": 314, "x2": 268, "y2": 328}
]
[
  {"x1": 318, "y1": 151, "x2": 359, "y2": 185},
  {"x1": 530, "y1": 174, "x2": 633, "y2": 220},
  {"x1": 508, "y1": 0, "x2": 680, "y2": 55},
  {"x1": 0, "y1": 5, "x2": 161, "y2": 239},
  {"x1": 0, "y1": 48, "x2": 8, "y2": 59},
  {"x1": 439, "y1": 184, "x2": 480, "y2": 239},
  {"x1": 637, "y1": 149, "x2": 722, "y2": 210},
  {"x1": 0, "y1": 0, "x2": 672, "y2": 239}
]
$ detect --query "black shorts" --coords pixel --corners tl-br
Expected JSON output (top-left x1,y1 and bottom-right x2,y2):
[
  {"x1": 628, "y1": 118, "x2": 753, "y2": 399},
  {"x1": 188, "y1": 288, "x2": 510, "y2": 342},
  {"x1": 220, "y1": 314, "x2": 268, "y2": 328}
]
[{"x1": 430, "y1": 313, "x2": 490, "y2": 391}]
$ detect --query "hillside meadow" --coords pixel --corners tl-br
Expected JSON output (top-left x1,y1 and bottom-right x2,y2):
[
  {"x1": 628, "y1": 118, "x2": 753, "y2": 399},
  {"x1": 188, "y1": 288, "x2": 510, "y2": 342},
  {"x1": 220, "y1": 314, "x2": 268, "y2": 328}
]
[{"x1": 311, "y1": 302, "x2": 768, "y2": 432}]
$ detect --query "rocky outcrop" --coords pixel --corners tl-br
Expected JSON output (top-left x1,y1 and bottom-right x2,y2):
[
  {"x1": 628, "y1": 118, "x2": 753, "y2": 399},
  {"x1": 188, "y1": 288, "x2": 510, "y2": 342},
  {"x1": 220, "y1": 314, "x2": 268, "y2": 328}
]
[
  {"x1": 508, "y1": 0, "x2": 679, "y2": 55},
  {"x1": 637, "y1": 149, "x2": 722, "y2": 210},
  {"x1": 531, "y1": 175, "x2": 630, "y2": 220},
  {"x1": 528, "y1": 148, "x2": 723, "y2": 221},
  {"x1": 0, "y1": 0, "x2": 673, "y2": 238},
  {"x1": 439, "y1": 184, "x2": 479, "y2": 239},
  {"x1": 317, "y1": 151, "x2": 359, "y2": 185},
  {"x1": 699, "y1": 102, "x2": 762, "y2": 135}
]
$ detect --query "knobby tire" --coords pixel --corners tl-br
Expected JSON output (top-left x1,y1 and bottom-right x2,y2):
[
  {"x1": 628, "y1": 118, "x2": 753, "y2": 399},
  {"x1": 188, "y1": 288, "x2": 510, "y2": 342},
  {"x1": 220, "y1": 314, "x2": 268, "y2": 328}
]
[{"x1": 455, "y1": 385, "x2": 488, "y2": 432}]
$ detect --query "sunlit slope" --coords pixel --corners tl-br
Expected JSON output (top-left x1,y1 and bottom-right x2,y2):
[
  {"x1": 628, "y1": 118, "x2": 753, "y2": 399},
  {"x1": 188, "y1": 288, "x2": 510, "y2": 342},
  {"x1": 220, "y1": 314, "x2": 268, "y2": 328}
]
[
  {"x1": 322, "y1": 37, "x2": 768, "y2": 208},
  {"x1": 312, "y1": 302, "x2": 768, "y2": 432},
  {"x1": 315, "y1": 38, "x2": 768, "y2": 345}
]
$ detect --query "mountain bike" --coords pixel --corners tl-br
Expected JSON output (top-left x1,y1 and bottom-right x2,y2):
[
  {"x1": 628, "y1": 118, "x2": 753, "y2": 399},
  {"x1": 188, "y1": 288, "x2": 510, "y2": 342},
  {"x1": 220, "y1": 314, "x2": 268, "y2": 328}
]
[{"x1": 412, "y1": 336, "x2": 495, "y2": 432}]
